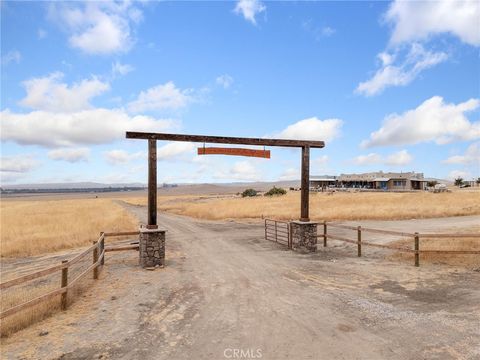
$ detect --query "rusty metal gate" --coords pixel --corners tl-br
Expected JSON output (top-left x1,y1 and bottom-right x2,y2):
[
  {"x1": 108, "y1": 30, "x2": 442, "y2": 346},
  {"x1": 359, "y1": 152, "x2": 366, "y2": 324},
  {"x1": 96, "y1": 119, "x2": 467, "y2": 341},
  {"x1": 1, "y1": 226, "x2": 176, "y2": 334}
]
[{"x1": 265, "y1": 219, "x2": 291, "y2": 248}]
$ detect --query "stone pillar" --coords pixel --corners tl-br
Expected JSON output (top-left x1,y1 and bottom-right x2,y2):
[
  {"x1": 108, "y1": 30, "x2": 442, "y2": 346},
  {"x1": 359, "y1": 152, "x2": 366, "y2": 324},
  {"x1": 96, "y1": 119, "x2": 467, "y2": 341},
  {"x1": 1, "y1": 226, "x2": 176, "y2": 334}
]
[
  {"x1": 139, "y1": 227, "x2": 166, "y2": 268},
  {"x1": 290, "y1": 221, "x2": 318, "y2": 253}
]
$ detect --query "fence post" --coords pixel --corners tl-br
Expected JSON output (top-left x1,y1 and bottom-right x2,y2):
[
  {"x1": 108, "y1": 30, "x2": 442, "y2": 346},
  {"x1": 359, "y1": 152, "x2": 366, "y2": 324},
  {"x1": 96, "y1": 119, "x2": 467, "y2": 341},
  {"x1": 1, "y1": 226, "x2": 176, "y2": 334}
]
[
  {"x1": 275, "y1": 221, "x2": 278, "y2": 243},
  {"x1": 414, "y1": 233, "x2": 420, "y2": 267},
  {"x1": 357, "y1": 226, "x2": 362, "y2": 257},
  {"x1": 100, "y1": 232, "x2": 105, "y2": 266},
  {"x1": 61, "y1": 260, "x2": 68, "y2": 310},
  {"x1": 323, "y1": 221, "x2": 327, "y2": 247},
  {"x1": 288, "y1": 223, "x2": 293, "y2": 249},
  {"x1": 93, "y1": 241, "x2": 99, "y2": 279}
]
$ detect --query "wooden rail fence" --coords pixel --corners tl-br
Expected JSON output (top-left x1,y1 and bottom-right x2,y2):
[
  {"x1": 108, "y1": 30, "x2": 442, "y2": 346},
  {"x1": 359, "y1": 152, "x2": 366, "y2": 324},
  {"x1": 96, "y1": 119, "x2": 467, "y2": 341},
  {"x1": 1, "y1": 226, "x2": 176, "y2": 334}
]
[
  {"x1": 0, "y1": 231, "x2": 140, "y2": 320},
  {"x1": 319, "y1": 222, "x2": 480, "y2": 267}
]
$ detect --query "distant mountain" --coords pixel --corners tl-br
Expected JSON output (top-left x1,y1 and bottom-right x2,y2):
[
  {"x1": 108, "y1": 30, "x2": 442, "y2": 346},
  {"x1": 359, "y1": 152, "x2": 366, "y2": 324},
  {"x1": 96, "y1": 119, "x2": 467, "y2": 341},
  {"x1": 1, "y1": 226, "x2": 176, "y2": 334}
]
[
  {"x1": 1, "y1": 182, "x2": 146, "y2": 190},
  {"x1": 0, "y1": 180, "x2": 299, "y2": 195}
]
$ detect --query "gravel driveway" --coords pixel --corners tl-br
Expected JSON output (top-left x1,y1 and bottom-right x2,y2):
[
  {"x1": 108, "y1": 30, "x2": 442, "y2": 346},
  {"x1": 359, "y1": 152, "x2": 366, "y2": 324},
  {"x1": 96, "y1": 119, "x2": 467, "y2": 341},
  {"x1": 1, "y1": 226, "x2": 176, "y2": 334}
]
[{"x1": 2, "y1": 206, "x2": 479, "y2": 360}]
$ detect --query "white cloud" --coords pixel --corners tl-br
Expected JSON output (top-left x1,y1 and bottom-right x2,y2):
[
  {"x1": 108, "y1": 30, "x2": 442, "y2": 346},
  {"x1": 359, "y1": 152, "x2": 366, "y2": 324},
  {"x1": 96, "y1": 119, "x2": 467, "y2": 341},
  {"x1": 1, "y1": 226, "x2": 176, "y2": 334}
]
[
  {"x1": 48, "y1": 148, "x2": 90, "y2": 162},
  {"x1": 353, "y1": 153, "x2": 383, "y2": 166},
  {"x1": 279, "y1": 168, "x2": 298, "y2": 181},
  {"x1": 234, "y1": 0, "x2": 266, "y2": 25},
  {"x1": 49, "y1": 1, "x2": 142, "y2": 54},
  {"x1": 0, "y1": 154, "x2": 38, "y2": 173},
  {"x1": 448, "y1": 169, "x2": 470, "y2": 181},
  {"x1": 321, "y1": 27, "x2": 335, "y2": 37},
  {"x1": 311, "y1": 155, "x2": 331, "y2": 175},
  {"x1": 104, "y1": 149, "x2": 145, "y2": 165},
  {"x1": 216, "y1": 74, "x2": 234, "y2": 89},
  {"x1": 302, "y1": 20, "x2": 336, "y2": 41},
  {"x1": 1, "y1": 50, "x2": 21, "y2": 65},
  {"x1": 356, "y1": 43, "x2": 448, "y2": 96},
  {"x1": 361, "y1": 96, "x2": 480, "y2": 148},
  {"x1": 157, "y1": 142, "x2": 195, "y2": 160},
  {"x1": 1, "y1": 108, "x2": 177, "y2": 148},
  {"x1": 1, "y1": 154, "x2": 38, "y2": 184},
  {"x1": 274, "y1": 117, "x2": 343, "y2": 143},
  {"x1": 443, "y1": 142, "x2": 480, "y2": 165},
  {"x1": 112, "y1": 61, "x2": 134, "y2": 77},
  {"x1": 385, "y1": 0, "x2": 480, "y2": 46},
  {"x1": 353, "y1": 150, "x2": 412, "y2": 166},
  {"x1": 385, "y1": 149, "x2": 412, "y2": 166},
  {"x1": 38, "y1": 28, "x2": 47, "y2": 39},
  {"x1": 0, "y1": 172, "x2": 26, "y2": 184},
  {"x1": 312, "y1": 155, "x2": 329, "y2": 167},
  {"x1": 357, "y1": 1, "x2": 478, "y2": 96},
  {"x1": 230, "y1": 161, "x2": 260, "y2": 181},
  {"x1": 19, "y1": 72, "x2": 110, "y2": 112},
  {"x1": 128, "y1": 81, "x2": 196, "y2": 113},
  {"x1": 104, "y1": 142, "x2": 194, "y2": 166}
]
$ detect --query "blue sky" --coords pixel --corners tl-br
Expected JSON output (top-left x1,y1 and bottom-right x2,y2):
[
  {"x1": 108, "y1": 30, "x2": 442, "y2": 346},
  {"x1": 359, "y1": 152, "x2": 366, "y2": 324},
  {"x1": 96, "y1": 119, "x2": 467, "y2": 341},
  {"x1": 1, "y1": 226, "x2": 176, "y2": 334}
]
[{"x1": 1, "y1": 0, "x2": 479, "y2": 185}]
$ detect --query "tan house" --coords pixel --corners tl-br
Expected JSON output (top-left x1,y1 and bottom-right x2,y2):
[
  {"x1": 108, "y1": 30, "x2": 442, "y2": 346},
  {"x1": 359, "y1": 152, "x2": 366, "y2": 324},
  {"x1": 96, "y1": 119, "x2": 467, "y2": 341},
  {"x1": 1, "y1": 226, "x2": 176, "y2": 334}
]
[{"x1": 310, "y1": 172, "x2": 427, "y2": 191}]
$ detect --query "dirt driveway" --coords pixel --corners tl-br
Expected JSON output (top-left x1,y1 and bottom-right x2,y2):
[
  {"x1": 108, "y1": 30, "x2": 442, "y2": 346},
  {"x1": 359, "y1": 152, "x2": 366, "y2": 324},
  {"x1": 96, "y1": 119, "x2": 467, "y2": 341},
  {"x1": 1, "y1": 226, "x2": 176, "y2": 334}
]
[{"x1": 2, "y1": 206, "x2": 479, "y2": 360}]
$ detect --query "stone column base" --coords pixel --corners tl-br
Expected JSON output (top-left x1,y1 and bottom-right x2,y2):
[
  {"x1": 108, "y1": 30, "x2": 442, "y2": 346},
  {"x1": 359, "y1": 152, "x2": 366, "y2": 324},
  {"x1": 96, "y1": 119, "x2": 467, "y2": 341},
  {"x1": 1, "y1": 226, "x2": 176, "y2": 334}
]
[
  {"x1": 290, "y1": 221, "x2": 318, "y2": 253},
  {"x1": 139, "y1": 227, "x2": 166, "y2": 268}
]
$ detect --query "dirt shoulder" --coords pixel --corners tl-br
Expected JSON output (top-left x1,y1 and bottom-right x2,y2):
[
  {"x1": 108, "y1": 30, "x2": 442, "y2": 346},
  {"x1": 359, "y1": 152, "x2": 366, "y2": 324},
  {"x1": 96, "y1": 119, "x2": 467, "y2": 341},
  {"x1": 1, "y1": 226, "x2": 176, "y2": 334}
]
[{"x1": 1, "y1": 207, "x2": 479, "y2": 360}]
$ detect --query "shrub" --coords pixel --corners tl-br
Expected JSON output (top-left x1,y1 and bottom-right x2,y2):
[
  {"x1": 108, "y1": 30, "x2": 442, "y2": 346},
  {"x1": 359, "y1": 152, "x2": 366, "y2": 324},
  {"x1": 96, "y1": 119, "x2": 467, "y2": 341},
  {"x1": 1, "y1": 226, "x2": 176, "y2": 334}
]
[
  {"x1": 241, "y1": 188, "x2": 258, "y2": 197},
  {"x1": 264, "y1": 186, "x2": 287, "y2": 196}
]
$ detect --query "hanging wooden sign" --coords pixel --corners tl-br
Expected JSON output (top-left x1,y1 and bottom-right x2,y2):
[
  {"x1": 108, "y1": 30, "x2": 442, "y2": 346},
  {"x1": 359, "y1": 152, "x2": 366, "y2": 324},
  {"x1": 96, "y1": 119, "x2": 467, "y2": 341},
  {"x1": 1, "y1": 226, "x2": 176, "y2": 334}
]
[{"x1": 197, "y1": 147, "x2": 271, "y2": 158}]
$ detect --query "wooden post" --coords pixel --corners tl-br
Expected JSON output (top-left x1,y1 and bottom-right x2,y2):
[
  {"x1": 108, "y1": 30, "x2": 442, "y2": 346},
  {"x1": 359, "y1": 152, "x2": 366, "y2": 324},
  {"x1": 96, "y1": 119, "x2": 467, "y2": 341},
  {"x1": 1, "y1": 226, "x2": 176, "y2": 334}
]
[
  {"x1": 288, "y1": 223, "x2": 293, "y2": 249},
  {"x1": 323, "y1": 221, "x2": 327, "y2": 247},
  {"x1": 100, "y1": 233, "x2": 105, "y2": 266},
  {"x1": 357, "y1": 226, "x2": 362, "y2": 257},
  {"x1": 300, "y1": 145, "x2": 310, "y2": 222},
  {"x1": 61, "y1": 260, "x2": 68, "y2": 310},
  {"x1": 414, "y1": 233, "x2": 420, "y2": 267},
  {"x1": 275, "y1": 221, "x2": 278, "y2": 243},
  {"x1": 264, "y1": 219, "x2": 267, "y2": 240},
  {"x1": 148, "y1": 138, "x2": 158, "y2": 228},
  {"x1": 93, "y1": 241, "x2": 99, "y2": 279}
]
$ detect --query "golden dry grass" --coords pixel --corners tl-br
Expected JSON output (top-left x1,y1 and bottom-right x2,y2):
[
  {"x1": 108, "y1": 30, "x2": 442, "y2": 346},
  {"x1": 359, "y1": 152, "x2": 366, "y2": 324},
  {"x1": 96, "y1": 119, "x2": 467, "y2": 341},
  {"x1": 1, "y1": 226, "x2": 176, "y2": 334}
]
[
  {"x1": 0, "y1": 198, "x2": 138, "y2": 257},
  {"x1": 122, "y1": 191, "x2": 480, "y2": 222},
  {"x1": 0, "y1": 260, "x2": 97, "y2": 337},
  {"x1": 390, "y1": 235, "x2": 480, "y2": 268}
]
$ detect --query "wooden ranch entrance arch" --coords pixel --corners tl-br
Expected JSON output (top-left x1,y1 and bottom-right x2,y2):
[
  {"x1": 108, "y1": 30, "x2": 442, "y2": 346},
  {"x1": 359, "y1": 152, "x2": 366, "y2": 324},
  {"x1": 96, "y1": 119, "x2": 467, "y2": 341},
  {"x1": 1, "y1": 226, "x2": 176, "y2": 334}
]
[{"x1": 126, "y1": 131, "x2": 325, "y2": 267}]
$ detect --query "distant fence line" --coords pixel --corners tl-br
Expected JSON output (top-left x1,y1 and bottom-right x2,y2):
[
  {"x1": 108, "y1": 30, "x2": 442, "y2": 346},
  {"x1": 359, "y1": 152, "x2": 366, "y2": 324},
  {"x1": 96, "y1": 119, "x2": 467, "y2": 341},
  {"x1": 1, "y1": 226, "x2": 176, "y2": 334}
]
[
  {"x1": 0, "y1": 231, "x2": 140, "y2": 320},
  {"x1": 264, "y1": 219, "x2": 480, "y2": 267}
]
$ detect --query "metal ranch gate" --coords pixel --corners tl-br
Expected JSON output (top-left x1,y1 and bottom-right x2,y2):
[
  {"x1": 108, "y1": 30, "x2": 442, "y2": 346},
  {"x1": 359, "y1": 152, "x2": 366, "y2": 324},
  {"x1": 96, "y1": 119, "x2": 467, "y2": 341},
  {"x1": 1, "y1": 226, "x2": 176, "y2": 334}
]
[{"x1": 264, "y1": 219, "x2": 291, "y2": 249}]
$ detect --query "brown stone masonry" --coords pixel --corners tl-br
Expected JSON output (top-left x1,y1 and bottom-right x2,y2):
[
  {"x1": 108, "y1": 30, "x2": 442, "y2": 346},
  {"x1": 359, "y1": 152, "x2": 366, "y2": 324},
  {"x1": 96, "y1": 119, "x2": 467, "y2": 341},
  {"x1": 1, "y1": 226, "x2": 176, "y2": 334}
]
[
  {"x1": 290, "y1": 221, "x2": 318, "y2": 253},
  {"x1": 139, "y1": 228, "x2": 166, "y2": 268}
]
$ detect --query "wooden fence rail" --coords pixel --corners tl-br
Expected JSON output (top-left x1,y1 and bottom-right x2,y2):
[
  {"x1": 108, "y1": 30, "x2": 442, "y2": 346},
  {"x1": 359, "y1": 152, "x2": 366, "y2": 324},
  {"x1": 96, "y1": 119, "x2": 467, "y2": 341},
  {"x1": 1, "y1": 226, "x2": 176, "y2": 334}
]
[
  {"x1": 319, "y1": 221, "x2": 480, "y2": 267},
  {"x1": 0, "y1": 230, "x2": 139, "y2": 320}
]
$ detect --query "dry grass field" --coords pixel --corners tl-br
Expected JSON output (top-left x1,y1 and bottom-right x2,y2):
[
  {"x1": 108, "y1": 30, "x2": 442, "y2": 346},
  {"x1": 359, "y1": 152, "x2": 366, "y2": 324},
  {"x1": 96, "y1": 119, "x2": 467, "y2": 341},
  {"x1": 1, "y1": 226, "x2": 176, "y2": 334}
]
[
  {"x1": 390, "y1": 234, "x2": 480, "y2": 268},
  {"x1": 0, "y1": 198, "x2": 138, "y2": 258},
  {"x1": 123, "y1": 190, "x2": 480, "y2": 222}
]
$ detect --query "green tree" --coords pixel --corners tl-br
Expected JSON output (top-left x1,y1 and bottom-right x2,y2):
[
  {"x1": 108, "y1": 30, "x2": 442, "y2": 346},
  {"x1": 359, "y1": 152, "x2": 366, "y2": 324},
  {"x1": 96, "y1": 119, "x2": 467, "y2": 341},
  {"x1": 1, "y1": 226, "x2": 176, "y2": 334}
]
[
  {"x1": 427, "y1": 180, "x2": 438, "y2": 187},
  {"x1": 476, "y1": 178, "x2": 480, "y2": 186},
  {"x1": 454, "y1": 177, "x2": 464, "y2": 187},
  {"x1": 241, "y1": 188, "x2": 258, "y2": 197},
  {"x1": 264, "y1": 186, "x2": 287, "y2": 196}
]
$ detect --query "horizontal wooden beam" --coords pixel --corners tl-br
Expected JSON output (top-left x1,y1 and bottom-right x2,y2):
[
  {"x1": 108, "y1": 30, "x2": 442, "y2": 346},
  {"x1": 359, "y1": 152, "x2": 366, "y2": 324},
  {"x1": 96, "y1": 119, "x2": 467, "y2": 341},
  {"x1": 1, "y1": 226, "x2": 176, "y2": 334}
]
[
  {"x1": 126, "y1": 132, "x2": 325, "y2": 148},
  {"x1": 198, "y1": 147, "x2": 270, "y2": 158}
]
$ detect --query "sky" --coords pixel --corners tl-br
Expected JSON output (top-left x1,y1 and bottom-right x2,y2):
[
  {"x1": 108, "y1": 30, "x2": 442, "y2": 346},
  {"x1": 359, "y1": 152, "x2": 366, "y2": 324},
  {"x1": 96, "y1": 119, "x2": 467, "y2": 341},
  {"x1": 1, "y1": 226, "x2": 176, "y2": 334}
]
[{"x1": 1, "y1": 0, "x2": 479, "y2": 185}]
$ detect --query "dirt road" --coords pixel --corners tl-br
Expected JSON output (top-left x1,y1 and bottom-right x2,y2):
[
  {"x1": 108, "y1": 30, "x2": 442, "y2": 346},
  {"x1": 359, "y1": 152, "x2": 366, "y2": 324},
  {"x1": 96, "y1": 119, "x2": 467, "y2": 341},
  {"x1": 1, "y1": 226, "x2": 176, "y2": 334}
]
[{"x1": 2, "y1": 206, "x2": 479, "y2": 360}]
